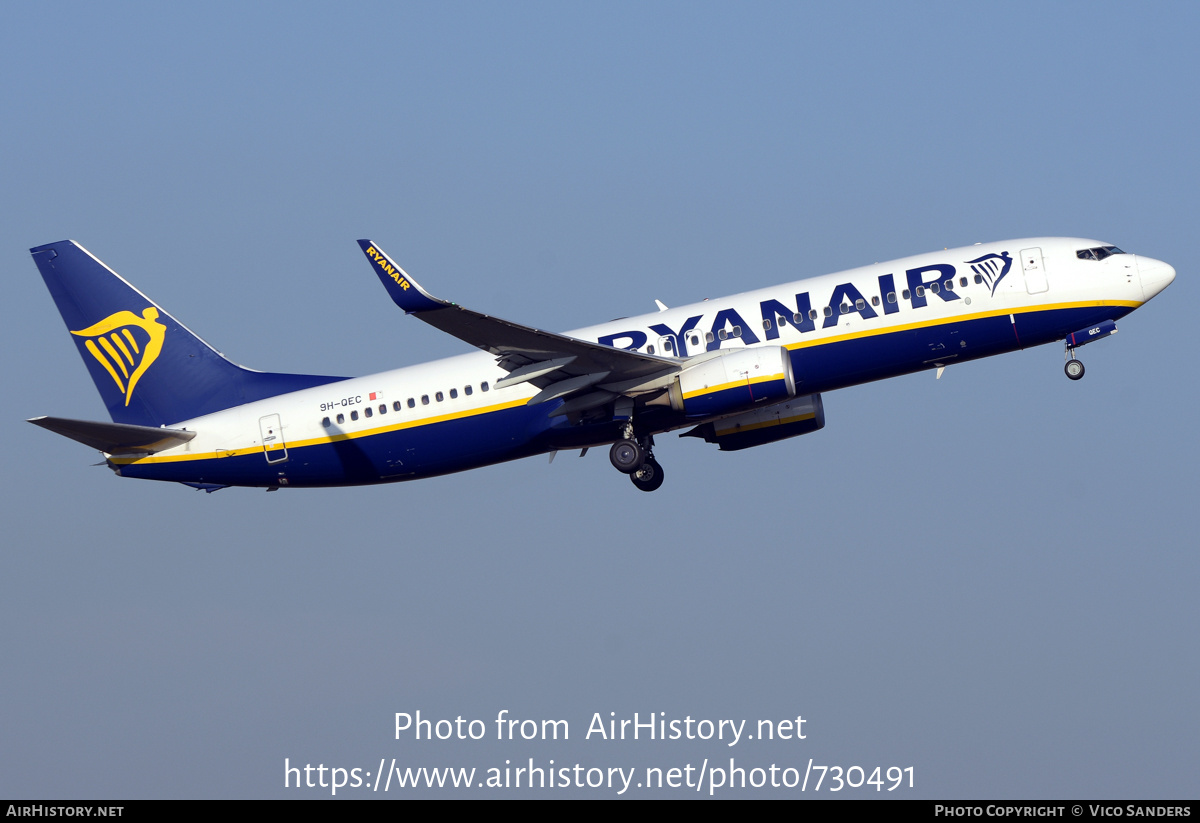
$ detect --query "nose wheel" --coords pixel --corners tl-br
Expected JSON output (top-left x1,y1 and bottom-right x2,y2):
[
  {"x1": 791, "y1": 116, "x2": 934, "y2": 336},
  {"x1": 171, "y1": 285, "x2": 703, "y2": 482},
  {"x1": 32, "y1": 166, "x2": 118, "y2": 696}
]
[{"x1": 1064, "y1": 343, "x2": 1085, "y2": 380}]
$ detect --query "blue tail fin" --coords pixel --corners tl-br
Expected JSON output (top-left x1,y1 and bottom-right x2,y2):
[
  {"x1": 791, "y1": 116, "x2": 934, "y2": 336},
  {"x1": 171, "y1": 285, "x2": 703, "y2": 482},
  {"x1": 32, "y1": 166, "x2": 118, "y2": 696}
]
[{"x1": 31, "y1": 240, "x2": 347, "y2": 427}]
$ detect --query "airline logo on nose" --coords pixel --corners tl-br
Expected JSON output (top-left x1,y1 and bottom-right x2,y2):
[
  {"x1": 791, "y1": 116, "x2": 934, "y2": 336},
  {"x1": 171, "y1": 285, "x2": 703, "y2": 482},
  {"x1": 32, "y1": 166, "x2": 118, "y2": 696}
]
[
  {"x1": 965, "y1": 251, "x2": 1013, "y2": 296},
  {"x1": 71, "y1": 308, "x2": 167, "y2": 406}
]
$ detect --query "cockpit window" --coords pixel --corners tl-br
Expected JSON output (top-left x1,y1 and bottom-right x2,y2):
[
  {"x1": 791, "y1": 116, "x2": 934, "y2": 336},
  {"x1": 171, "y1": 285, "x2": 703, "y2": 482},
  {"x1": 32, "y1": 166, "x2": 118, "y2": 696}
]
[{"x1": 1076, "y1": 246, "x2": 1126, "y2": 261}]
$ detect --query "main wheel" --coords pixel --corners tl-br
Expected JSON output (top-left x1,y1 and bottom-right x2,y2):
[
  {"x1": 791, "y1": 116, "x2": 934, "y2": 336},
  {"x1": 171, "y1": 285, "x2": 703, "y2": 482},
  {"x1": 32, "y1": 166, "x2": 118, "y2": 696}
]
[
  {"x1": 609, "y1": 439, "x2": 644, "y2": 473},
  {"x1": 1065, "y1": 359, "x2": 1085, "y2": 380},
  {"x1": 630, "y1": 457, "x2": 664, "y2": 492}
]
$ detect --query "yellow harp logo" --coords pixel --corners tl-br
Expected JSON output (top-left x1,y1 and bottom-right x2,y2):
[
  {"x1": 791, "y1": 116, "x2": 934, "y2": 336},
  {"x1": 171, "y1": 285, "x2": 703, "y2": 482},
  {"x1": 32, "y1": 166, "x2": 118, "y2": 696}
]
[{"x1": 71, "y1": 308, "x2": 167, "y2": 406}]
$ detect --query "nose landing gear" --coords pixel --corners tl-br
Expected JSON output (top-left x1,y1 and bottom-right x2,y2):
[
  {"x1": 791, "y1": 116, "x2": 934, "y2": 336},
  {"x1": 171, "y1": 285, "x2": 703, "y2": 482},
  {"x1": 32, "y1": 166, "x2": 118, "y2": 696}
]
[
  {"x1": 1062, "y1": 320, "x2": 1119, "y2": 381},
  {"x1": 1064, "y1": 341, "x2": 1085, "y2": 381}
]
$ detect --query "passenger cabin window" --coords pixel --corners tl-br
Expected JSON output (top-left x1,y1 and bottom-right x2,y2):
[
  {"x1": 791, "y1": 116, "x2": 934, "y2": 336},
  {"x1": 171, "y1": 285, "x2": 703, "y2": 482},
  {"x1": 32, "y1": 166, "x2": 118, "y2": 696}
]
[
  {"x1": 871, "y1": 296, "x2": 880, "y2": 306},
  {"x1": 364, "y1": 407, "x2": 372, "y2": 418},
  {"x1": 973, "y1": 275, "x2": 983, "y2": 284},
  {"x1": 855, "y1": 298, "x2": 865, "y2": 310},
  {"x1": 465, "y1": 385, "x2": 473, "y2": 396},
  {"x1": 823, "y1": 306, "x2": 833, "y2": 317},
  {"x1": 350, "y1": 410, "x2": 359, "y2": 421},
  {"x1": 481, "y1": 382, "x2": 489, "y2": 392},
  {"x1": 322, "y1": 416, "x2": 331, "y2": 427},
  {"x1": 421, "y1": 395, "x2": 429, "y2": 405},
  {"x1": 840, "y1": 303, "x2": 850, "y2": 314},
  {"x1": 763, "y1": 319, "x2": 772, "y2": 331},
  {"x1": 930, "y1": 282, "x2": 940, "y2": 294},
  {"x1": 436, "y1": 391, "x2": 444, "y2": 402},
  {"x1": 959, "y1": 277, "x2": 968, "y2": 287},
  {"x1": 809, "y1": 309, "x2": 818, "y2": 321},
  {"x1": 393, "y1": 401, "x2": 402, "y2": 411},
  {"x1": 902, "y1": 289, "x2": 911, "y2": 299},
  {"x1": 407, "y1": 398, "x2": 415, "y2": 408},
  {"x1": 336, "y1": 413, "x2": 344, "y2": 424},
  {"x1": 450, "y1": 388, "x2": 458, "y2": 399},
  {"x1": 887, "y1": 292, "x2": 897, "y2": 303}
]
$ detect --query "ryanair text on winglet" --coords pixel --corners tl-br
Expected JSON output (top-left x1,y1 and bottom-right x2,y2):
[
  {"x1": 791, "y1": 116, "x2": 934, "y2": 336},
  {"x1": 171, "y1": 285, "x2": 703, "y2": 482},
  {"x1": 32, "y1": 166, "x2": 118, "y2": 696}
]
[{"x1": 366, "y1": 246, "x2": 411, "y2": 290}]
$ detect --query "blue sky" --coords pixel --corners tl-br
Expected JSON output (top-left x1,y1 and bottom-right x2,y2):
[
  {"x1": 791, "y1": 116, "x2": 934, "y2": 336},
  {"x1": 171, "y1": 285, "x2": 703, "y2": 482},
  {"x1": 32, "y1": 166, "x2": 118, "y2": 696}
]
[{"x1": 2, "y1": 1, "x2": 1196, "y2": 798}]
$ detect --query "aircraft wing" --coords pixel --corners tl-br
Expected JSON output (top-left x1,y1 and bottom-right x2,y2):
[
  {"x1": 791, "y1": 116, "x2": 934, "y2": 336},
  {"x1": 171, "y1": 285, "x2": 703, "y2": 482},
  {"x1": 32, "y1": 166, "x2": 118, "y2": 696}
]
[{"x1": 358, "y1": 240, "x2": 681, "y2": 406}]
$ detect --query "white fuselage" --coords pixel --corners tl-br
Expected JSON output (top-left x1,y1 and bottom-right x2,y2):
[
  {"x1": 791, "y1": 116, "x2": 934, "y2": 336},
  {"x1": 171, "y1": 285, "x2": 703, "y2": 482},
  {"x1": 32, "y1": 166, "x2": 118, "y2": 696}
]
[{"x1": 111, "y1": 237, "x2": 1171, "y2": 487}]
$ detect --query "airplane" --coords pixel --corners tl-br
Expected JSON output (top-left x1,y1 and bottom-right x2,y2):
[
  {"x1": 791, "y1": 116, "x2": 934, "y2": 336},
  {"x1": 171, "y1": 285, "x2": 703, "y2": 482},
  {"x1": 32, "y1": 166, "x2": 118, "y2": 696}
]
[{"x1": 28, "y1": 236, "x2": 1175, "y2": 493}]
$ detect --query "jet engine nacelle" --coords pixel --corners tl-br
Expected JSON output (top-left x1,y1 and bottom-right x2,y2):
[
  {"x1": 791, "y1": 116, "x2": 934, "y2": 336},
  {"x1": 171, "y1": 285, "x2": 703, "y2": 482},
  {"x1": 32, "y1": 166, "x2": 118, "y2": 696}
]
[
  {"x1": 682, "y1": 393, "x2": 825, "y2": 451},
  {"x1": 667, "y1": 346, "x2": 796, "y2": 417}
]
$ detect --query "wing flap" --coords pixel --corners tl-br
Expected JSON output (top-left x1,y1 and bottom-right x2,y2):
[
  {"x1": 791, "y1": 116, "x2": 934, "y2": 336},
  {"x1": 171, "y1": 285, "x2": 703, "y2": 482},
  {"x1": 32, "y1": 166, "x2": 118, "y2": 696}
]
[
  {"x1": 493, "y1": 356, "x2": 578, "y2": 390},
  {"x1": 527, "y1": 372, "x2": 611, "y2": 405}
]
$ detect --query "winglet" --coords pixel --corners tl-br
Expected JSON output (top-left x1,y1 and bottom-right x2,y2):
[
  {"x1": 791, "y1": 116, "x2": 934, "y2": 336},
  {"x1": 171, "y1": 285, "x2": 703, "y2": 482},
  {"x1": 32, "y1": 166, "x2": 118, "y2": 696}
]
[{"x1": 357, "y1": 239, "x2": 445, "y2": 313}]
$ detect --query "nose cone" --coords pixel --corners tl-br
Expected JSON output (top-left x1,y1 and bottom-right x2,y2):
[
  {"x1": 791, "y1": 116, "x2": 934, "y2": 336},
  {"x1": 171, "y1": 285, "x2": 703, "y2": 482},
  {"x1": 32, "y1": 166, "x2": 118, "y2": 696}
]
[{"x1": 1137, "y1": 256, "x2": 1176, "y2": 301}]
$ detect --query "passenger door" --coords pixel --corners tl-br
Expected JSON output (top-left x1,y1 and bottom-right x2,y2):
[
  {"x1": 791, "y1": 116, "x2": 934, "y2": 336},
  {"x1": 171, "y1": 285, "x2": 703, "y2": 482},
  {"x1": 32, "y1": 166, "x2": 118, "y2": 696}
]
[
  {"x1": 259, "y1": 413, "x2": 288, "y2": 464},
  {"x1": 1021, "y1": 247, "x2": 1049, "y2": 294}
]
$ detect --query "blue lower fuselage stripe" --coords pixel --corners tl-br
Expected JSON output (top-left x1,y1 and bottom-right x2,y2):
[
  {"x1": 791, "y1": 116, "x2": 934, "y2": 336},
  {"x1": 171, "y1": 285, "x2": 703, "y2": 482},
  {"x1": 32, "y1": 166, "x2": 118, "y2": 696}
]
[{"x1": 790, "y1": 304, "x2": 1126, "y2": 393}]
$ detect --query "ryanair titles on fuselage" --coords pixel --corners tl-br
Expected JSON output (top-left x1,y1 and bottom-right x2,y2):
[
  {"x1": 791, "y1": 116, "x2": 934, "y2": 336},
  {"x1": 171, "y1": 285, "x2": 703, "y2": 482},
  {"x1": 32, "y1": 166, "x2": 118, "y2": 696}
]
[{"x1": 593, "y1": 251, "x2": 1013, "y2": 357}]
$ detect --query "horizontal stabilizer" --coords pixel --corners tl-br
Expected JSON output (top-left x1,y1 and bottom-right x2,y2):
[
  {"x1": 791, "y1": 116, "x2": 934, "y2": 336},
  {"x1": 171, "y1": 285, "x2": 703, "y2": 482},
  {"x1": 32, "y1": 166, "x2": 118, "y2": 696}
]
[{"x1": 28, "y1": 415, "x2": 196, "y2": 454}]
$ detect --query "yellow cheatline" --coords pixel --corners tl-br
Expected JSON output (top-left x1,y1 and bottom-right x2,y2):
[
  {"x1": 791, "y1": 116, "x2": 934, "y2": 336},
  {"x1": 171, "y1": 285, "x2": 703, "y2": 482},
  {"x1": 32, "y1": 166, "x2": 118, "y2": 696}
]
[
  {"x1": 109, "y1": 301, "x2": 1143, "y2": 463},
  {"x1": 681, "y1": 373, "x2": 785, "y2": 400},
  {"x1": 109, "y1": 397, "x2": 530, "y2": 465},
  {"x1": 785, "y1": 300, "x2": 1141, "y2": 351},
  {"x1": 717, "y1": 412, "x2": 815, "y2": 435}
]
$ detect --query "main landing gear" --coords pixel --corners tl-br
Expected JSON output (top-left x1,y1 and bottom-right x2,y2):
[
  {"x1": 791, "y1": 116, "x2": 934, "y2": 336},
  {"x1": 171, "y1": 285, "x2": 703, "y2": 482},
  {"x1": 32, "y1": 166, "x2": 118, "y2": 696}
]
[
  {"x1": 608, "y1": 427, "x2": 665, "y2": 492},
  {"x1": 630, "y1": 456, "x2": 664, "y2": 492}
]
